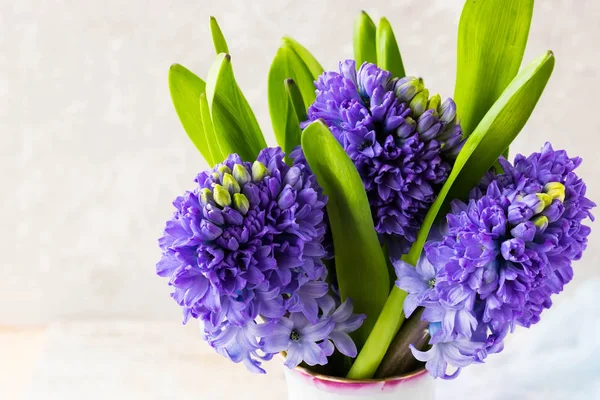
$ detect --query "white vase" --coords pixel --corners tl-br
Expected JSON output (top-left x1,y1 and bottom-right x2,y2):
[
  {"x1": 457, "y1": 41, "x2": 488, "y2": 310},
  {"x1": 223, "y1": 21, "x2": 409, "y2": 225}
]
[{"x1": 283, "y1": 366, "x2": 434, "y2": 400}]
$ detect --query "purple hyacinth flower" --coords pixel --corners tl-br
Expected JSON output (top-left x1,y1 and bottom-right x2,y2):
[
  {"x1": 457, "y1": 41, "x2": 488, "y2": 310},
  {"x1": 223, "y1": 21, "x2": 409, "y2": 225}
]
[
  {"x1": 397, "y1": 143, "x2": 594, "y2": 379},
  {"x1": 394, "y1": 257, "x2": 439, "y2": 317},
  {"x1": 304, "y1": 60, "x2": 464, "y2": 255},
  {"x1": 260, "y1": 312, "x2": 335, "y2": 368},
  {"x1": 410, "y1": 322, "x2": 483, "y2": 380},
  {"x1": 156, "y1": 147, "x2": 330, "y2": 372},
  {"x1": 320, "y1": 297, "x2": 366, "y2": 358}
]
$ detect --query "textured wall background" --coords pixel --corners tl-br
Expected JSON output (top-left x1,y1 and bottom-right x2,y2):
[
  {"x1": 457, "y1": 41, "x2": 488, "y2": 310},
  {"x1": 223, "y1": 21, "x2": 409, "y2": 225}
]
[{"x1": 1, "y1": 0, "x2": 598, "y2": 324}]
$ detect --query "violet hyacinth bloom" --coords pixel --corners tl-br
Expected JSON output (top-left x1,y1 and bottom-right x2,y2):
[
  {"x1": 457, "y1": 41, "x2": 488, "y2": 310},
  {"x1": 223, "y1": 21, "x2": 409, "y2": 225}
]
[
  {"x1": 396, "y1": 143, "x2": 595, "y2": 379},
  {"x1": 304, "y1": 60, "x2": 464, "y2": 254},
  {"x1": 157, "y1": 147, "x2": 364, "y2": 372}
]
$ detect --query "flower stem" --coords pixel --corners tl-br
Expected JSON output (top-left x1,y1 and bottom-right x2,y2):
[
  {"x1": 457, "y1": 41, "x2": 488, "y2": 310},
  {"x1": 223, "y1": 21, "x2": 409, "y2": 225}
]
[
  {"x1": 346, "y1": 286, "x2": 408, "y2": 379},
  {"x1": 374, "y1": 307, "x2": 429, "y2": 378}
]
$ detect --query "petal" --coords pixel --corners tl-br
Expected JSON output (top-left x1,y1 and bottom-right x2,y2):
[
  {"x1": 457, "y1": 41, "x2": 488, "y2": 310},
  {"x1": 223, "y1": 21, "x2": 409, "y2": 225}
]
[{"x1": 329, "y1": 331, "x2": 358, "y2": 357}]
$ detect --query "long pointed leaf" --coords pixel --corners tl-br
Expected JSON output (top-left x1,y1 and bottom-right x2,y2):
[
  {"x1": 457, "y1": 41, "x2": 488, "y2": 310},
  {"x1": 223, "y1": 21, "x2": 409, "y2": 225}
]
[
  {"x1": 281, "y1": 36, "x2": 324, "y2": 79},
  {"x1": 268, "y1": 42, "x2": 319, "y2": 154},
  {"x1": 168, "y1": 64, "x2": 212, "y2": 163},
  {"x1": 376, "y1": 17, "x2": 405, "y2": 78},
  {"x1": 448, "y1": 51, "x2": 555, "y2": 201},
  {"x1": 210, "y1": 16, "x2": 229, "y2": 54},
  {"x1": 302, "y1": 120, "x2": 390, "y2": 351},
  {"x1": 455, "y1": 0, "x2": 534, "y2": 137},
  {"x1": 205, "y1": 54, "x2": 267, "y2": 161},
  {"x1": 199, "y1": 93, "x2": 222, "y2": 164},
  {"x1": 281, "y1": 80, "x2": 303, "y2": 162},
  {"x1": 354, "y1": 11, "x2": 377, "y2": 66},
  {"x1": 349, "y1": 50, "x2": 554, "y2": 380}
]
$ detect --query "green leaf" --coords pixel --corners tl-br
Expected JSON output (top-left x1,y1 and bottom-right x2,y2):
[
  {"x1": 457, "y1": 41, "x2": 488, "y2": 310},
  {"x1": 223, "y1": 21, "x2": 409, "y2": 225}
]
[
  {"x1": 280, "y1": 78, "x2": 305, "y2": 160},
  {"x1": 205, "y1": 53, "x2": 267, "y2": 161},
  {"x1": 375, "y1": 17, "x2": 405, "y2": 78},
  {"x1": 210, "y1": 16, "x2": 229, "y2": 54},
  {"x1": 168, "y1": 64, "x2": 214, "y2": 164},
  {"x1": 199, "y1": 93, "x2": 223, "y2": 164},
  {"x1": 285, "y1": 78, "x2": 307, "y2": 123},
  {"x1": 268, "y1": 41, "x2": 320, "y2": 155},
  {"x1": 281, "y1": 36, "x2": 324, "y2": 79},
  {"x1": 447, "y1": 51, "x2": 555, "y2": 202},
  {"x1": 348, "y1": 50, "x2": 554, "y2": 380},
  {"x1": 302, "y1": 120, "x2": 390, "y2": 351},
  {"x1": 354, "y1": 11, "x2": 377, "y2": 66},
  {"x1": 455, "y1": 0, "x2": 534, "y2": 137}
]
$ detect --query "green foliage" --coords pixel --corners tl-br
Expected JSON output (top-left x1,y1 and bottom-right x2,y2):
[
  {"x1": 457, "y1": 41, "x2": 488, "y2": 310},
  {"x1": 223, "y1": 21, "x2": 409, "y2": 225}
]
[
  {"x1": 302, "y1": 120, "x2": 390, "y2": 351},
  {"x1": 205, "y1": 54, "x2": 267, "y2": 162},
  {"x1": 375, "y1": 17, "x2": 405, "y2": 78},
  {"x1": 354, "y1": 11, "x2": 377, "y2": 66},
  {"x1": 168, "y1": 64, "x2": 213, "y2": 164},
  {"x1": 210, "y1": 16, "x2": 229, "y2": 54},
  {"x1": 268, "y1": 39, "x2": 323, "y2": 154},
  {"x1": 455, "y1": 0, "x2": 534, "y2": 137}
]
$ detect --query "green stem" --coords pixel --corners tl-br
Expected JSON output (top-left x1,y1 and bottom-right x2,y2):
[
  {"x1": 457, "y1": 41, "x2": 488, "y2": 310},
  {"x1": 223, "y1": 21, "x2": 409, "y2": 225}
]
[{"x1": 346, "y1": 286, "x2": 408, "y2": 379}]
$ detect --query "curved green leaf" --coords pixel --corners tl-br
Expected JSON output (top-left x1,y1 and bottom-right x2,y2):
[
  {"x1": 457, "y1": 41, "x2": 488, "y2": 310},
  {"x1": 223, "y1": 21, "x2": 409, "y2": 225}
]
[
  {"x1": 281, "y1": 79, "x2": 303, "y2": 162},
  {"x1": 268, "y1": 42, "x2": 319, "y2": 154},
  {"x1": 376, "y1": 17, "x2": 405, "y2": 78},
  {"x1": 354, "y1": 11, "x2": 377, "y2": 66},
  {"x1": 285, "y1": 78, "x2": 307, "y2": 123},
  {"x1": 205, "y1": 54, "x2": 266, "y2": 161},
  {"x1": 455, "y1": 0, "x2": 534, "y2": 137},
  {"x1": 447, "y1": 51, "x2": 555, "y2": 202},
  {"x1": 210, "y1": 16, "x2": 229, "y2": 54},
  {"x1": 168, "y1": 64, "x2": 212, "y2": 164},
  {"x1": 199, "y1": 93, "x2": 223, "y2": 164},
  {"x1": 349, "y1": 50, "x2": 554, "y2": 380},
  {"x1": 281, "y1": 36, "x2": 324, "y2": 79},
  {"x1": 302, "y1": 120, "x2": 389, "y2": 351}
]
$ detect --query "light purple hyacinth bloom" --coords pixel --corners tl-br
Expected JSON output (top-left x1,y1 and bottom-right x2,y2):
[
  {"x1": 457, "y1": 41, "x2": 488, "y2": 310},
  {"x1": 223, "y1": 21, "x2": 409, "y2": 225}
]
[
  {"x1": 304, "y1": 60, "x2": 464, "y2": 255},
  {"x1": 396, "y1": 143, "x2": 595, "y2": 379},
  {"x1": 157, "y1": 147, "x2": 364, "y2": 372}
]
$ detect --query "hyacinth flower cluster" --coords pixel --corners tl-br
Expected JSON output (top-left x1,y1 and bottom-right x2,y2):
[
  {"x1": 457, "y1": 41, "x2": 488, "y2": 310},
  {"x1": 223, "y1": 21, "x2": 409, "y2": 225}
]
[
  {"x1": 157, "y1": 147, "x2": 365, "y2": 373},
  {"x1": 305, "y1": 60, "x2": 464, "y2": 254},
  {"x1": 396, "y1": 143, "x2": 595, "y2": 378}
]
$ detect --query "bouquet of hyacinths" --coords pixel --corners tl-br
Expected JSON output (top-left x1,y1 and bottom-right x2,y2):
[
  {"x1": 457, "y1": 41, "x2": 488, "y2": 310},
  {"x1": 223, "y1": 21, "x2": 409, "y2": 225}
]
[{"x1": 157, "y1": 0, "x2": 595, "y2": 391}]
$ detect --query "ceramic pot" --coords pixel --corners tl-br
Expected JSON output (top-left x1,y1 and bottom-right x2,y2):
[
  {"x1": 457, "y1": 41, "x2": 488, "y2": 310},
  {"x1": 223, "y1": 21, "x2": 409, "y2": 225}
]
[{"x1": 283, "y1": 365, "x2": 434, "y2": 400}]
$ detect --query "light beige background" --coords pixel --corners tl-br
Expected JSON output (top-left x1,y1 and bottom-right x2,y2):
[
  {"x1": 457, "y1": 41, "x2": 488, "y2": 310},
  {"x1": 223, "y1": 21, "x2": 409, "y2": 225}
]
[{"x1": 1, "y1": 0, "x2": 598, "y2": 398}]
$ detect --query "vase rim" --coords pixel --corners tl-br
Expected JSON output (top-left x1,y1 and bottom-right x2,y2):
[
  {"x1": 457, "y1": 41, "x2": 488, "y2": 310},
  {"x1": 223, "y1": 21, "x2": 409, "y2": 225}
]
[{"x1": 288, "y1": 359, "x2": 427, "y2": 385}]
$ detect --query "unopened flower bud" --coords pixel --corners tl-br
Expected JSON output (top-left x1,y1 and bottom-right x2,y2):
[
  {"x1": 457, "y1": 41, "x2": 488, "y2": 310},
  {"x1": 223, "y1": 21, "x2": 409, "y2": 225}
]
[
  {"x1": 232, "y1": 193, "x2": 250, "y2": 215},
  {"x1": 213, "y1": 184, "x2": 232, "y2": 207},
  {"x1": 218, "y1": 165, "x2": 231, "y2": 176},
  {"x1": 394, "y1": 76, "x2": 424, "y2": 103},
  {"x1": 233, "y1": 164, "x2": 251, "y2": 186},
  {"x1": 532, "y1": 215, "x2": 549, "y2": 232},
  {"x1": 409, "y1": 88, "x2": 429, "y2": 118},
  {"x1": 536, "y1": 193, "x2": 553, "y2": 209},
  {"x1": 417, "y1": 109, "x2": 442, "y2": 141},
  {"x1": 397, "y1": 117, "x2": 416, "y2": 138},
  {"x1": 438, "y1": 98, "x2": 457, "y2": 124},
  {"x1": 200, "y1": 188, "x2": 214, "y2": 206},
  {"x1": 544, "y1": 182, "x2": 566, "y2": 202},
  {"x1": 222, "y1": 173, "x2": 241, "y2": 194},
  {"x1": 427, "y1": 93, "x2": 441, "y2": 116},
  {"x1": 252, "y1": 161, "x2": 269, "y2": 182}
]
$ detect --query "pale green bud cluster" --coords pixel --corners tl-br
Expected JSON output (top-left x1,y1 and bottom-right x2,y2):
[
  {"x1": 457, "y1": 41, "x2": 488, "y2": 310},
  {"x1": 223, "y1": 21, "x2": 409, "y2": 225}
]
[{"x1": 200, "y1": 161, "x2": 270, "y2": 215}]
